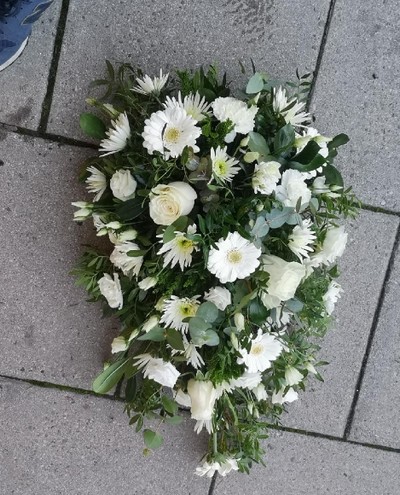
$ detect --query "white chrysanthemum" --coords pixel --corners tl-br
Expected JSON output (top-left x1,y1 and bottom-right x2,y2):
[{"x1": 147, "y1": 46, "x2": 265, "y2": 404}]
[
  {"x1": 204, "y1": 286, "x2": 231, "y2": 311},
  {"x1": 207, "y1": 231, "x2": 261, "y2": 283},
  {"x1": 160, "y1": 295, "x2": 200, "y2": 332},
  {"x1": 85, "y1": 166, "x2": 107, "y2": 201},
  {"x1": 132, "y1": 69, "x2": 169, "y2": 95},
  {"x1": 273, "y1": 87, "x2": 309, "y2": 127},
  {"x1": 230, "y1": 371, "x2": 262, "y2": 390},
  {"x1": 196, "y1": 458, "x2": 239, "y2": 478},
  {"x1": 311, "y1": 226, "x2": 348, "y2": 267},
  {"x1": 252, "y1": 161, "x2": 281, "y2": 195},
  {"x1": 212, "y1": 96, "x2": 258, "y2": 143},
  {"x1": 142, "y1": 106, "x2": 201, "y2": 159},
  {"x1": 183, "y1": 336, "x2": 205, "y2": 369},
  {"x1": 323, "y1": 281, "x2": 343, "y2": 315},
  {"x1": 271, "y1": 387, "x2": 298, "y2": 405},
  {"x1": 163, "y1": 91, "x2": 211, "y2": 122},
  {"x1": 133, "y1": 353, "x2": 180, "y2": 388},
  {"x1": 110, "y1": 242, "x2": 144, "y2": 277},
  {"x1": 237, "y1": 330, "x2": 282, "y2": 373},
  {"x1": 157, "y1": 225, "x2": 199, "y2": 271},
  {"x1": 99, "y1": 112, "x2": 131, "y2": 157},
  {"x1": 210, "y1": 146, "x2": 240, "y2": 183},
  {"x1": 285, "y1": 366, "x2": 304, "y2": 386},
  {"x1": 275, "y1": 169, "x2": 311, "y2": 208},
  {"x1": 288, "y1": 219, "x2": 316, "y2": 260}
]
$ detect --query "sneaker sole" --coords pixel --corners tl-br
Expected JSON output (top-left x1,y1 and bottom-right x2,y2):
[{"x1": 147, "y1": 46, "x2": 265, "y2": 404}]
[{"x1": 0, "y1": 36, "x2": 29, "y2": 72}]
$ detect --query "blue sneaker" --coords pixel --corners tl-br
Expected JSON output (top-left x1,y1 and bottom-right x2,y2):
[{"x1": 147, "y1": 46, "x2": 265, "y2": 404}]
[{"x1": 0, "y1": 0, "x2": 54, "y2": 72}]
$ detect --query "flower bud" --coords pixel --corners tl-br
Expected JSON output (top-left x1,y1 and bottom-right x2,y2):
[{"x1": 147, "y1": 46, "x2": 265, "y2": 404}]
[
  {"x1": 234, "y1": 313, "x2": 245, "y2": 331},
  {"x1": 142, "y1": 315, "x2": 159, "y2": 333},
  {"x1": 243, "y1": 151, "x2": 259, "y2": 163}
]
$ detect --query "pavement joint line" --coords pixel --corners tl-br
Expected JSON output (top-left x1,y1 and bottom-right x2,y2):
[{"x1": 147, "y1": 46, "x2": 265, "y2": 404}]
[
  {"x1": 38, "y1": 0, "x2": 71, "y2": 133},
  {"x1": 343, "y1": 221, "x2": 400, "y2": 440},
  {"x1": 208, "y1": 472, "x2": 218, "y2": 495}
]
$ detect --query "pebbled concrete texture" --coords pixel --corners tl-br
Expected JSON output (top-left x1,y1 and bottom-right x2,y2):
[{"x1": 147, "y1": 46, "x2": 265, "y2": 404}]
[
  {"x1": 47, "y1": 0, "x2": 330, "y2": 140},
  {"x1": 0, "y1": 377, "x2": 210, "y2": 495},
  {"x1": 311, "y1": 0, "x2": 400, "y2": 210},
  {"x1": 0, "y1": 1, "x2": 61, "y2": 129},
  {"x1": 282, "y1": 210, "x2": 399, "y2": 436},
  {"x1": 349, "y1": 240, "x2": 400, "y2": 449}
]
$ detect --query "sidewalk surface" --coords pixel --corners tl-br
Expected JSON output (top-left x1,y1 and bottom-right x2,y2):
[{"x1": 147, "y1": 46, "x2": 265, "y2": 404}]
[{"x1": 1, "y1": 1, "x2": 399, "y2": 494}]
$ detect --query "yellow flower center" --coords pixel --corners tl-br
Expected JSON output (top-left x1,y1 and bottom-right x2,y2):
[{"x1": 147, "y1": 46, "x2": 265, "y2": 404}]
[
  {"x1": 164, "y1": 126, "x2": 181, "y2": 144},
  {"x1": 179, "y1": 303, "x2": 198, "y2": 318},
  {"x1": 227, "y1": 249, "x2": 243, "y2": 264},
  {"x1": 177, "y1": 237, "x2": 194, "y2": 251},
  {"x1": 251, "y1": 343, "x2": 264, "y2": 356},
  {"x1": 214, "y1": 159, "x2": 228, "y2": 176}
]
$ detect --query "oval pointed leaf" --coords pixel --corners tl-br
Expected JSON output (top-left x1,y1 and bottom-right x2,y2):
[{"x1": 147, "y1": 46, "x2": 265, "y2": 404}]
[
  {"x1": 246, "y1": 73, "x2": 264, "y2": 94},
  {"x1": 143, "y1": 429, "x2": 164, "y2": 450},
  {"x1": 93, "y1": 357, "x2": 132, "y2": 394},
  {"x1": 166, "y1": 328, "x2": 185, "y2": 351},
  {"x1": 79, "y1": 113, "x2": 106, "y2": 140},
  {"x1": 196, "y1": 302, "x2": 220, "y2": 323}
]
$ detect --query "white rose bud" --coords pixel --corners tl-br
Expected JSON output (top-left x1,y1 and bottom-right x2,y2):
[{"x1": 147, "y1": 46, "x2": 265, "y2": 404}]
[
  {"x1": 110, "y1": 169, "x2": 137, "y2": 201},
  {"x1": 138, "y1": 276, "x2": 158, "y2": 291},
  {"x1": 233, "y1": 313, "x2": 245, "y2": 331},
  {"x1": 187, "y1": 379, "x2": 217, "y2": 421},
  {"x1": 142, "y1": 315, "x2": 159, "y2": 333},
  {"x1": 111, "y1": 336, "x2": 128, "y2": 354},
  {"x1": 149, "y1": 181, "x2": 197, "y2": 226},
  {"x1": 98, "y1": 273, "x2": 123, "y2": 309},
  {"x1": 204, "y1": 286, "x2": 231, "y2": 311},
  {"x1": 285, "y1": 366, "x2": 303, "y2": 386}
]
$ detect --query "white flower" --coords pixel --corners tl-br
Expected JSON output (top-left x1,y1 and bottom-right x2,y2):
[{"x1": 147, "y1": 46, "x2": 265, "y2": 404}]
[
  {"x1": 234, "y1": 313, "x2": 245, "y2": 331},
  {"x1": 85, "y1": 166, "x2": 107, "y2": 201},
  {"x1": 108, "y1": 228, "x2": 138, "y2": 244},
  {"x1": 160, "y1": 295, "x2": 200, "y2": 332},
  {"x1": 230, "y1": 371, "x2": 262, "y2": 390},
  {"x1": 311, "y1": 226, "x2": 348, "y2": 267},
  {"x1": 163, "y1": 91, "x2": 211, "y2": 122},
  {"x1": 142, "y1": 106, "x2": 201, "y2": 159},
  {"x1": 111, "y1": 336, "x2": 128, "y2": 354},
  {"x1": 142, "y1": 315, "x2": 159, "y2": 333},
  {"x1": 288, "y1": 219, "x2": 316, "y2": 260},
  {"x1": 285, "y1": 367, "x2": 303, "y2": 386},
  {"x1": 187, "y1": 379, "x2": 217, "y2": 422},
  {"x1": 72, "y1": 202, "x2": 92, "y2": 221},
  {"x1": 210, "y1": 146, "x2": 240, "y2": 183},
  {"x1": 196, "y1": 458, "x2": 239, "y2": 478},
  {"x1": 134, "y1": 353, "x2": 180, "y2": 388},
  {"x1": 272, "y1": 387, "x2": 298, "y2": 405},
  {"x1": 98, "y1": 273, "x2": 123, "y2": 309},
  {"x1": 149, "y1": 181, "x2": 197, "y2": 226},
  {"x1": 212, "y1": 97, "x2": 258, "y2": 143},
  {"x1": 215, "y1": 380, "x2": 235, "y2": 399},
  {"x1": 110, "y1": 169, "x2": 137, "y2": 201},
  {"x1": 158, "y1": 225, "x2": 199, "y2": 270},
  {"x1": 312, "y1": 176, "x2": 342, "y2": 198},
  {"x1": 182, "y1": 336, "x2": 205, "y2": 369},
  {"x1": 252, "y1": 161, "x2": 281, "y2": 195},
  {"x1": 252, "y1": 383, "x2": 268, "y2": 401},
  {"x1": 323, "y1": 281, "x2": 343, "y2": 315},
  {"x1": 110, "y1": 242, "x2": 144, "y2": 277},
  {"x1": 295, "y1": 127, "x2": 331, "y2": 157},
  {"x1": 204, "y1": 286, "x2": 231, "y2": 311},
  {"x1": 132, "y1": 69, "x2": 169, "y2": 95},
  {"x1": 174, "y1": 389, "x2": 192, "y2": 408},
  {"x1": 138, "y1": 276, "x2": 158, "y2": 291},
  {"x1": 273, "y1": 87, "x2": 309, "y2": 127},
  {"x1": 237, "y1": 330, "x2": 282, "y2": 373},
  {"x1": 207, "y1": 231, "x2": 261, "y2": 284},
  {"x1": 275, "y1": 169, "x2": 311, "y2": 208},
  {"x1": 99, "y1": 112, "x2": 131, "y2": 157}
]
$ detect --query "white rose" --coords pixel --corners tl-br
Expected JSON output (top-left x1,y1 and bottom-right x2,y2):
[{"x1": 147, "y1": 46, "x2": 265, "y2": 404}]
[
  {"x1": 149, "y1": 181, "x2": 197, "y2": 226},
  {"x1": 138, "y1": 276, "x2": 158, "y2": 291},
  {"x1": 311, "y1": 226, "x2": 348, "y2": 267},
  {"x1": 187, "y1": 379, "x2": 217, "y2": 421},
  {"x1": 204, "y1": 286, "x2": 231, "y2": 311},
  {"x1": 110, "y1": 242, "x2": 144, "y2": 277},
  {"x1": 285, "y1": 367, "x2": 303, "y2": 386},
  {"x1": 98, "y1": 273, "x2": 123, "y2": 309},
  {"x1": 252, "y1": 161, "x2": 281, "y2": 195},
  {"x1": 275, "y1": 169, "x2": 311, "y2": 208},
  {"x1": 262, "y1": 255, "x2": 306, "y2": 305},
  {"x1": 111, "y1": 336, "x2": 128, "y2": 354},
  {"x1": 110, "y1": 169, "x2": 137, "y2": 201}
]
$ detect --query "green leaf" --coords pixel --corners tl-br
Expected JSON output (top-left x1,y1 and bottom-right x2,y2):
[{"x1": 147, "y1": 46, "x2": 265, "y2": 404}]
[
  {"x1": 189, "y1": 317, "x2": 212, "y2": 333},
  {"x1": 143, "y1": 429, "x2": 164, "y2": 450},
  {"x1": 285, "y1": 298, "x2": 304, "y2": 313},
  {"x1": 294, "y1": 140, "x2": 323, "y2": 165},
  {"x1": 246, "y1": 72, "x2": 264, "y2": 94},
  {"x1": 127, "y1": 249, "x2": 147, "y2": 257},
  {"x1": 202, "y1": 330, "x2": 220, "y2": 346},
  {"x1": 79, "y1": 113, "x2": 106, "y2": 140},
  {"x1": 196, "y1": 302, "x2": 220, "y2": 323},
  {"x1": 165, "y1": 415, "x2": 184, "y2": 425},
  {"x1": 248, "y1": 297, "x2": 269, "y2": 325},
  {"x1": 161, "y1": 395, "x2": 178, "y2": 415},
  {"x1": 324, "y1": 164, "x2": 344, "y2": 187},
  {"x1": 125, "y1": 376, "x2": 137, "y2": 402},
  {"x1": 166, "y1": 328, "x2": 185, "y2": 351},
  {"x1": 92, "y1": 357, "x2": 132, "y2": 394},
  {"x1": 137, "y1": 326, "x2": 165, "y2": 342},
  {"x1": 116, "y1": 197, "x2": 145, "y2": 221},
  {"x1": 251, "y1": 215, "x2": 270, "y2": 238},
  {"x1": 328, "y1": 133, "x2": 349, "y2": 149},
  {"x1": 248, "y1": 131, "x2": 270, "y2": 158},
  {"x1": 274, "y1": 124, "x2": 295, "y2": 153}
]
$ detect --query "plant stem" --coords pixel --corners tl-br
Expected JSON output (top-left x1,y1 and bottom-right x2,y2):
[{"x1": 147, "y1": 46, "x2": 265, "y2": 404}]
[{"x1": 213, "y1": 431, "x2": 218, "y2": 455}]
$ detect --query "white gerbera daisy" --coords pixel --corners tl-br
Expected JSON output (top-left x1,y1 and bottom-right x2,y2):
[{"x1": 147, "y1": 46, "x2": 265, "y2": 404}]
[
  {"x1": 85, "y1": 166, "x2": 107, "y2": 201},
  {"x1": 322, "y1": 281, "x2": 343, "y2": 315},
  {"x1": 252, "y1": 161, "x2": 281, "y2": 195},
  {"x1": 99, "y1": 112, "x2": 131, "y2": 157},
  {"x1": 163, "y1": 91, "x2": 211, "y2": 122},
  {"x1": 160, "y1": 295, "x2": 200, "y2": 332},
  {"x1": 207, "y1": 231, "x2": 261, "y2": 283},
  {"x1": 273, "y1": 87, "x2": 310, "y2": 127},
  {"x1": 132, "y1": 69, "x2": 169, "y2": 95},
  {"x1": 288, "y1": 219, "x2": 316, "y2": 260},
  {"x1": 237, "y1": 330, "x2": 282, "y2": 373},
  {"x1": 212, "y1": 97, "x2": 258, "y2": 143},
  {"x1": 157, "y1": 225, "x2": 199, "y2": 271},
  {"x1": 110, "y1": 242, "x2": 144, "y2": 277},
  {"x1": 210, "y1": 146, "x2": 240, "y2": 183},
  {"x1": 142, "y1": 106, "x2": 201, "y2": 159}
]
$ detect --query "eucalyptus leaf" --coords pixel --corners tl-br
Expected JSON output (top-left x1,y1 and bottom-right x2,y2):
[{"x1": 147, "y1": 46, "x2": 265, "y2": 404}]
[
  {"x1": 248, "y1": 131, "x2": 270, "y2": 158},
  {"x1": 274, "y1": 124, "x2": 295, "y2": 153},
  {"x1": 246, "y1": 72, "x2": 264, "y2": 94},
  {"x1": 161, "y1": 395, "x2": 178, "y2": 415},
  {"x1": 165, "y1": 415, "x2": 184, "y2": 425},
  {"x1": 196, "y1": 302, "x2": 220, "y2": 323},
  {"x1": 251, "y1": 215, "x2": 270, "y2": 238},
  {"x1": 285, "y1": 298, "x2": 304, "y2": 313}
]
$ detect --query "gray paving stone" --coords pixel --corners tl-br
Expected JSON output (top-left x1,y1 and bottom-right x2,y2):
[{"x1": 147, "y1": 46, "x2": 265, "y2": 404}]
[
  {"x1": 47, "y1": 0, "x2": 329, "y2": 140},
  {"x1": 311, "y1": 0, "x2": 400, "y2": 210},
  {"x1": 0, "y1": 1, "x2": 61, "y2": 129},
  {"x1": 214, "y1": 430, "x2": 400, "y2": 495},
  {"x1": 282, "y1": 211, "x2": 399, "y2": 436},
  {"x1": 0, "y1": 377, "x2": 210, "y2": 495},
  {"x1": 0, "y1": 131, "x2": 120, "y2": 389},
  {"x1": 349, "y1": 242, "x2": 400, "y2": 448}
]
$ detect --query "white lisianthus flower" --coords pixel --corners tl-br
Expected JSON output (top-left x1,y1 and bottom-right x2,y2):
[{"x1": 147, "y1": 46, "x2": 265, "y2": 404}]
[
  {"x1": 72, "y1": 201, "x2": 92, "y2": 221},
  {"x1": 110, "y1": 169, "x2": 137, "y2": 201},
  {"x1": 272, "y1": 387, "x2": 298, "y2": 405},
  {"x1": 134, "y1": 353, "x2": 180, "y2": 388},
  {"x1": 187, "y1": 379, "x2": 217, "y2": 428},
  {"x1": 138, "y1": 276, "x2": 158, "y2": 291},
  {"x1": 311, "y1": 226, "x2": 348, "y2": 267},
  {"x1": 92, "y1": 214, "x2": 107, "y2": 232},
  {"x1": 99, "y1": 112, "x2": 131, "y2": 157},
  {"x1": 174, "y1": 388, "x2": 192, "y2": 408},
  {"x1": 160, "y1": 295, "x2": 200, "y2": 332},
  {"x1": 207, "y1": 231, "x2": 261, "y2": 283},
  {"x1": 163, "y1": 91, "x2": 211, "y2": 122},
  {"x1": 132, "y1": 69, "x2": 169, "y2": 95},
  {"x1": 142, "y1": 315, "x2": 160, "y2": 333},
  {"x1": 204, "y1": 286, "x2": 231, "y2": 311},
  {"x1": 295, "y1": 127, "x2": 331, "y2": 157},
  {"x1": 323, "y1": 281, "x2": 343, "y2": 315},
  {"x1": 234, "y1": 312, "x2": 245, "y2": 331},
  {"x1": 237, "y1": 330, "x2": 282, "y2": 373},
  {"x1": 288, "y1": 219, "x2": 316, "y2": 260},
  {"x1": 149, "y1": 181, "x2": 197, "y2": 226},
  {"x1": 157, "y1": 225, "x2": 199, "y2": 270},
  {"x1": 252, "y1": 161, "x2": 281, "y2": 195},
  {"x1": 285, "y1": 366, "x2": 304, "y2": 386},
  {"x1": 252, "y1": 383, "x2": 268, "y2": 401},
  {"x1": 195, "y1": 458, "x2": 239, "y2": 478},
  {"x1": 110, "y1": 242, "x2": 144, "y2": 277},
  {"x1": 108, "y1": 228, "x2": 138, "y2": 244},
  {"x1": 111, "y1": 336, "x2": 128, "y2": 354},
  {"x1": 98, "y1": 273, "x2": 123, "y2": 310},
  {"x1": 210, "y1": 146, "x2": 240, "y2": 183},
  {"x1": 212, "y1": 96, "x2": 258, "y2": 143},
  {"x1": 275, "y1": 169, "x2": 311, "y2": 208},
  {"x1": 85, "y1": 166, "x2": 107, "y2": 201},
  {"x1": 273, "y1": 87, "x2": 309, "y2": 127},
  {"x1": 312, "y1": 176, "x2": 342, "y2": 198},
  {"x1": 230, "y1": 371, "x2": 262, "y2": 390},
  {"x1": 142, "y1": 106, "x2": 201, "y2": 159}
]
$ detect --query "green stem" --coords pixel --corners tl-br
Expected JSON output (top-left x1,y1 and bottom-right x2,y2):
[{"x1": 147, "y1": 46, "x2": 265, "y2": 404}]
[{"x1": 213, "y1": 431, "x2": 218, "y2": 455}]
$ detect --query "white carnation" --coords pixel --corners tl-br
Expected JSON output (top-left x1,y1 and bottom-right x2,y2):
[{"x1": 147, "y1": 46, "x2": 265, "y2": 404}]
[
  {"x1": 204, "y1": 286, "x2": 231, "y2": 311},
  {"x1": 311, "y1": 226, "x2": 348, "y2": 267}
]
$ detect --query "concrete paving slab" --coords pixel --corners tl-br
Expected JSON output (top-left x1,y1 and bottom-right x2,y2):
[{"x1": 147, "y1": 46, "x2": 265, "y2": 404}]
[
  {"x1": 311, "y1": 0, "x2": 400, "y2": 210},
  {"x1": 349, "y1": 242, "x2": 400, "y2": 449},
  {"x1": 0, "y1": 377, "x2": 210, "y2": 495},
  {"x1": 47, "y1": 0, "x2": 329, "y2": 140},
  {"x1": 0, "y1": 131, "x2": 119, "y2": 389},
  {"x1": 282, "y1": 211, "x2": 399, "y2": 436},
  {"x1": 214, "y1": 430, "x2": 400, "y2": 495},
  {"x1": 0, "y1": 1, "x2": 61, "y2": 129}
]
